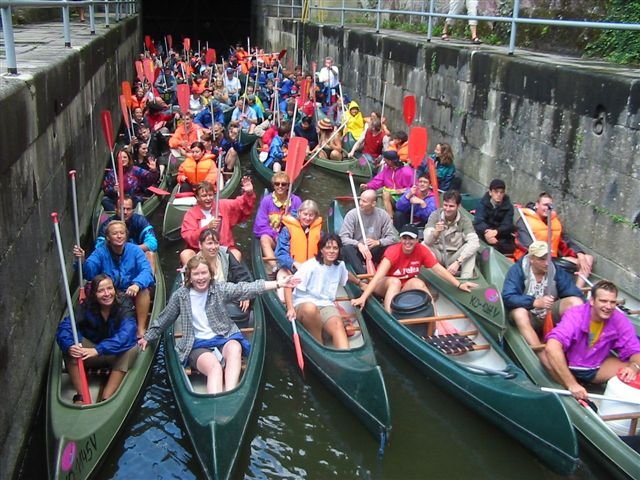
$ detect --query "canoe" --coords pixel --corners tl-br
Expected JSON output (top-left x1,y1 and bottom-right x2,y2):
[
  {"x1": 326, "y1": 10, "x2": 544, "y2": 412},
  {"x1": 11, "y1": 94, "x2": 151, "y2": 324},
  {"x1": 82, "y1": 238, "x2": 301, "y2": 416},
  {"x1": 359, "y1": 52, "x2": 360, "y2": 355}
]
[
  {"x1": 248, "y1": 142, "x2": 304, "y2": 191},
  {"x1": 91, "y1": 172, "x2": 170, "y2": 242},
  {"x1": 475, "y1": 246, "x2": 640, "y2": 479},
  {"x1": 309, "y1": 153, "x2": 372, "y2": 182},
  {"x1": 250, "y1": 237, "x2": 392, "y2": 449},
  {"x1": 163, "y1": 276, "x2": 266, "y2": 480},
  {"x1": 327, "y1": 199, "x2": 580, "y2": 474},
  {"x1": 161, "y1": 158, "x2": 242, "y2": 242},
  {"x1": 237, "y1": 129, "x2": 259, "y2": 152},
  {"x1": 46, "y1": 259, "x2": 166, "y2": 479}
]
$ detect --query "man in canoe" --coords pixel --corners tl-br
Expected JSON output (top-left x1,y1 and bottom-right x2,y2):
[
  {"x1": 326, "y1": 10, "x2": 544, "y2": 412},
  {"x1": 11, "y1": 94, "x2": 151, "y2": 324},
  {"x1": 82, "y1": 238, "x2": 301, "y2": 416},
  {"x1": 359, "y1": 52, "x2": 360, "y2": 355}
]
[
  {"x1": 472, "y1": 179, "x2": 516, "y2": 254},
  {"x1": 339, "y1": 189, "x2": 398, "y2": 275},
  {"x1": 514, "y1": 192, "x2": 594, "y2": 287},
  {"x1": 423, "y1": 190, "x2": 480, "y2": 279},
  {"x1": 351, "y1": 224, "x2": 476, "y2": 313},
  {"x1": 503, "y1": 241, "x2": 584, "y2": 347},
  {"x1": 542, "y1": 280, "x2": 640, "y2": 400}
]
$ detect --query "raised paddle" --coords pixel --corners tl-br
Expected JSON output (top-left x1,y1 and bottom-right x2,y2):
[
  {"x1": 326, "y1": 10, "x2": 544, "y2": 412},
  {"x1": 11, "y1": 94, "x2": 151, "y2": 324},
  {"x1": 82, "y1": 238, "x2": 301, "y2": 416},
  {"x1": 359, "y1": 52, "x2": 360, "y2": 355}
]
[
  {"x1": 166, "y1": 34, "x2": 173, "y2": 51},
  {"x1": 144, "y1": 35, "x2": 153, "y2": 54},
  {"x1": 541, "y1": 387, "x2": 640, "y2": 406},
  {"x1": 135, "y1": 60, "x2": 144, "y2": 83},
  {"x1": 119, "y1": 95, "x2": 132, "y2": 141},
  {"x1": 381, "y1": 81, "x2": 388, "y2": 121},
  {"x1": 143, "y1": 58, "x2": 155, "y2": 85},
  {"x1": 117, "y1": 143, "x2": 125, "y2": 219},
  {"x1": 542, "y1": 204, "x2": 555, "y2": 336},
  {"x1": 408, "y1": 126, "x2": 429, "y2": 223},
  {"x1": 403, "y1": 94, "x2": 416, "y2": 127},
  {"x1": 183, "y1": 37, "x2": 191, "y2": 57},
  {"x1": 121, "y1": 81, "x2": 132, "y2": 107},
  {"x1": 100, "y1": 110, "x2": 118, "y2": 182},
  {"x1": 51, "y1": 212, "x2": 92, "y2": 405},
  {"x1": 283, "y1": 136, "x2": 309, "y2": 214},
  {"x1": 427, "y1": 156, "x2": 440, "y2": 208},
  {"x1": 68, "y1": 171, "x2": 85, "y2": 302},
  {"x1": 177, "y1": 83, "x2": 190, "y2": 114},
  {"x1": 348, "y1": 171, "x2": 375, "y2": 275},
  {"x1": 302, "y1": 118, "x2": 349, "y2": 169},
  {"x1": 277, "y1": 48, "x2": 287, "y2": 60},
  {"x1": 205, "y1": 47, "x2": 216, "y2": 66}
]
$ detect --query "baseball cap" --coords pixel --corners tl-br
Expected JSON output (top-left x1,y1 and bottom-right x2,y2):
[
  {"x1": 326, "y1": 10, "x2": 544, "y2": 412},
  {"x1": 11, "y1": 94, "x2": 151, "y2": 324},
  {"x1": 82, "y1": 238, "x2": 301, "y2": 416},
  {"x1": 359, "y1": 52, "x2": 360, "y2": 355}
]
[
  {"x1": 528, "y1": 241, "x2": 549, "y2": 258},
  {"x1": 399, "y1": 224, "x2": 419, "y2": 239}
]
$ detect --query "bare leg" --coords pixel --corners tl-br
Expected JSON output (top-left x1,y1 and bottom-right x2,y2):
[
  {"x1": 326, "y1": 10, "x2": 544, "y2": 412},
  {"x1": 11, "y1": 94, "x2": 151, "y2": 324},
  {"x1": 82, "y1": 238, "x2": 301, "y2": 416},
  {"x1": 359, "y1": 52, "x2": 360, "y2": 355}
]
[
  {"x1": 558, "y1": 296, "x2": 584, "y2": 316},
  {"x1": 145, "y1": 251, "x2": 157, "y2": 275},
  {"x1": 222, "y1": 340, "x2": 243, "y2": 391},
  {"x1": 135, "y1": 289, "x2": 151, "y2": 338},
  {"x1": 65, "y1": 357, "x2": 84, "y2": 398},
  {"x1": 225, "y1": 148, "x2": 238, "y2": 171},
  {"x1": 379, "y1": 277, "x2": 402, "y2": 313},
  {"x1": 296, "y1": 302, "x2": 324, "y2": 343},
  {"x1": 511, "y1": 308, "x2": 542, "y2": 347},
  {"x1": 324, "y1": 315, "x2": 349, "y2": 349},
  {"x1": 229, "y1": 247, "x2": 242, "y2": 262},
  {"x1": 101, "y1": 371, "x2": 126, "y2": 400},
  {"x1": 179, "y1": 248, "x2": 197, "y2": 266},
  {"x1": 382, "y1": 190, "x2": 394, "y2": 218},
  {"x1": 260, "y1": 235, "x2": 277, "y2": 272},
  {"x1": 196, "y1": 352, "x2": 224, "y2": 394}
]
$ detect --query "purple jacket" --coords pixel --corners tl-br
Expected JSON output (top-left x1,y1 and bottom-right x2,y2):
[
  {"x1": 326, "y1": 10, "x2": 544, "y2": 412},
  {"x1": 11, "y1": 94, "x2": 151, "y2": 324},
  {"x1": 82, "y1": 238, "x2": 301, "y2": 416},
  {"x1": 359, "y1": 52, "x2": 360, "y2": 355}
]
[
  {"x1": 546, "y1": 303, "x2": 640, "y2": 368},
  {"x1": 366, "y1": 165, "x2": 414, "y2": 192},
  {"x1": 253, "y1": 192, "x2": 302, "y2": 240}
]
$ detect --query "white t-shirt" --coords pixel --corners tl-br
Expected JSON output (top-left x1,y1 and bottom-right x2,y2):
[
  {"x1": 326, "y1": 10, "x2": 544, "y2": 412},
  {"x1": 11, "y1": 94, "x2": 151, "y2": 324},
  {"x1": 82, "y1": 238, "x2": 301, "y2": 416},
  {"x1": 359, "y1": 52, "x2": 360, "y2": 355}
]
[
  {"x1": 189, "y1": 289, "x2": 215, "y2": 339},
  {"x1": 199, "y1": 207, "x2": 214, "y2": 228},
  {"x1": 292, "y1": 259, "x2": 348, "y2": 308}
]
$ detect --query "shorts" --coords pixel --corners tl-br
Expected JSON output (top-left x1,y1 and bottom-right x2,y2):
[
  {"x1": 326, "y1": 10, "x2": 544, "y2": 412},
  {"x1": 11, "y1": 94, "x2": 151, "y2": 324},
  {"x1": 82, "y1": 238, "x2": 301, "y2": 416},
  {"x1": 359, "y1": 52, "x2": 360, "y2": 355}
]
[
  {"x1": 71, "y1": 338, "x2": 138, "y2": 372},
  {"x1": 527, "y1": 301, "x2": 562, "y2": 333},
  {"x1": 189, "y1": 346, "x2": 225, "y2": 369},
  {"x1": 570, "y1": 367, "x2": 599, "y2": 384},
  {"x1": 296, "y1": 304, "x2": 341, "y2": 325}
]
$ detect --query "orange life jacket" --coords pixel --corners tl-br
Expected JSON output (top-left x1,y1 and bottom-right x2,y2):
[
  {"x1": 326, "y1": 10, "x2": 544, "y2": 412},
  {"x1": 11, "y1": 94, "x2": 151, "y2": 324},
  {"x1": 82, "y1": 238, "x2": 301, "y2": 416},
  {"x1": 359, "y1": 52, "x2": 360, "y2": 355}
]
[
  {"x1": 178, "y1": 153, "x2": 218, "y2": 187},
  {"x1": 281, "y1": 215, "x2": 323, "y2": 263},
  {"x1": 389, "y1": 141, "x2": 409, "y2": 162},
  {"x1": 514, "y1": 208, "x2": 562, "y2": 260}
]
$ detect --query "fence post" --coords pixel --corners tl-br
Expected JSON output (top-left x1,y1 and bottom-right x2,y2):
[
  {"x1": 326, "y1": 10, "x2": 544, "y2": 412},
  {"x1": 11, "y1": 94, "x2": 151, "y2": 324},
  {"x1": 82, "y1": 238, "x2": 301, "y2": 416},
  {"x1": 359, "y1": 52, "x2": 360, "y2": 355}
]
[
  {"x1": 509, "y1": 0, "x2": 521, "y2": 55},
  {"x1": 376, "y1": 0, "x2": 381, "y2": 33},
  {"x1": 105, "y1": 0, "x2": 110, "y2": 28},
  {"x1": 62, "y1": 5, "x2": 71, "y2": 47},
  {"x1": 89, "y1": 1, "x2": 96, "y2": 34},
  {"x1": 277, "y1": 0, "x2": 280, "y2": 17},
  {"x1": 1, "y1": 6, "x2": 18, "y2": 74},
  {"x1": 427, "y1": 0, "x2": 435, "y2": 41},
  {"x1": 341, "y1": 0, "x2": 345, "y2": 27}
]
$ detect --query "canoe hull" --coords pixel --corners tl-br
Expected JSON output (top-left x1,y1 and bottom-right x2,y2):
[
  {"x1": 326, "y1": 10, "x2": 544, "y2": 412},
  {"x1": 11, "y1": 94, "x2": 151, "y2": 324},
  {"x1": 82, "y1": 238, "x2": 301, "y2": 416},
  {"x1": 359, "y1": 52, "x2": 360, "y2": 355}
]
[
  {"x1": 311, "y1": 155, "x2": 372, "y2": 182},
  {"x1": 164, "y1": 292, "x2": 266, "y2": 480}
]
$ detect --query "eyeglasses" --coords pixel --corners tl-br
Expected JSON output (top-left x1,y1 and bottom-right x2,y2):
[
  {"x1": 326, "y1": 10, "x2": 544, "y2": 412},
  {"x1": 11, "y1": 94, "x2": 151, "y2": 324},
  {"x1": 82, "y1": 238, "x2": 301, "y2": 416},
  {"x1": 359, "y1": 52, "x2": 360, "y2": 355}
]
[{"x1": 273, "y1": 182, "x2": 289, "y2": 187}]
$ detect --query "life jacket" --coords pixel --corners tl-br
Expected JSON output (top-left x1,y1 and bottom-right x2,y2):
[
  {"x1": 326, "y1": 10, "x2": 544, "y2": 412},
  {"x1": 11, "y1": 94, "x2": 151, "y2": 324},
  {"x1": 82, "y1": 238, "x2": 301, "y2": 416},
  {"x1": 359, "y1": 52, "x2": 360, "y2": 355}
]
[
  {"x1": 281, "y1": 215, "x2": 323, "y2": 263},
  {"x1": 389, "y1": 141, "x2": 409, "y2": 163},
  {"x1": 514, "y1": 208, "x2": 562, "y2": 260},
  {"x1": 178, "y1": 153, "x2": 218, "y2": 186}
]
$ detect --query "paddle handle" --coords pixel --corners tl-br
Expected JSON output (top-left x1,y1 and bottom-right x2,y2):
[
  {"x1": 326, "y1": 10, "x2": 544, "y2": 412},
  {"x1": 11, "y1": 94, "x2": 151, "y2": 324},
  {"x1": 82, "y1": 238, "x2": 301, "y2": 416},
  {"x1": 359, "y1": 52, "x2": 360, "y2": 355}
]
[
  {"x1": 51, "y1": 213, "x2": 92, "y2": 404},
  {"x1": 541, "y1": 387, "x2": 640, "y2": 406}
]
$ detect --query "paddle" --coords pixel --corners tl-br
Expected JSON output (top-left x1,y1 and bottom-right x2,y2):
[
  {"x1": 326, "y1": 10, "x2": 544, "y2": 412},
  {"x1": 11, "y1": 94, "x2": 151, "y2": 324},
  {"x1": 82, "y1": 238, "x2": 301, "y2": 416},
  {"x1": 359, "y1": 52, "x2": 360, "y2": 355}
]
[
  {"x1": 177, "y1": 83, "x2": 190, "y2": 114},
  {"x1": 135, "y1": 60, "x2": 144, "y2": 83},
  {"x1": 205, "y1": 47, "x2": 216, "y2": 66},
  {"x1": 144, "y1": 35, "x2": 153, "y2": 54},
  {"x1": 167, "y1": 34, "x2": 173, "y2": 51},
  {"x1": 147, "y1": 185, "x2": 171, "y2": 196},
  {"x1": 381, "y1": 81, "x2": 387, "y2": 121},
  {"x1": 119, "y1": 95, "x2": 132, "y2": 140},
  {"x1": 277, "y1": 48, "x2": 287, "y2": 60},
  {"x1": 408, "y1": 126, "x2": 429, "y2": 223},
  {"x1": 291, "y1": 316, "x2": 305, "y2": 373},
  {"x1": 403, "y1": 94, "x2": 416, "y2": 127},
  {"x1": 117, "y1": 145, "x2": 125, "y2": 219},
  {"x1": 183, "y1": 37, "x2": 191, "y2": 57},
  {"x1": 541, "y1": 387, "x2": 640, "y2": 406},
  {"x1": 427, "y1": 156, "x2": 440, "y2": 208},
  {"x1": 348, "y1": 171, "x2": 375, "y2": 275},
  {"x1": 100, "y1": 110, "x2": 118, "y2": 182},
  {"x1": 143, "y1": 58, "x2": 155, "y2": 86},
  {"x1": 51, "y1": 212, "x2": 92, "y2": 405},
  {"x1": 68, "y1": 171, "x2": 85, "y2": 302},
  {"x1": 302, "y1": 118, "x2": 349, "y2": 169},
  {"x1": 214, "y1": 153, "x2": 224, "y2": 219},
  {"x1": 542, "y1": 204, "x2": 555, "y2": 336}
]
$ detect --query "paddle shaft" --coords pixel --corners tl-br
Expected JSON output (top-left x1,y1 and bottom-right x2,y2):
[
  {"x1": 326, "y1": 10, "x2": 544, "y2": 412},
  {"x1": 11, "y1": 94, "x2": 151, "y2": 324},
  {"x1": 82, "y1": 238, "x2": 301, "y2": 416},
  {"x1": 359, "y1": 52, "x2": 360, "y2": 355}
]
[
  {"x1": 303, "y1": 118, "x2": 349, "y2": 168},
  {"x1": 68, "y1": 171, "x2": 85, "y2": 301},
  {"x1": 51, "y1": 213, "x2": 92, "y2": 405},
  {"x1": 381, "y1": 81, "x2": 387, "y2": 121},
  {"x1": 542, "y1": 387, "x2": 640, "y2": 406},
  {"x1": 348, "y1": 172, "x2": 375, "y2": 275}
]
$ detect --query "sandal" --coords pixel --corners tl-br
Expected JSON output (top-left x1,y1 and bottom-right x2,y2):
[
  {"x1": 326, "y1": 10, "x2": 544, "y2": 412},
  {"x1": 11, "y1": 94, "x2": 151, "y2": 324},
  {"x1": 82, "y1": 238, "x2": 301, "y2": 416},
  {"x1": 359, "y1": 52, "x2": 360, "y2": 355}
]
[
  {"x1": 441, "y1": 34, "x2": 450, "y2": 41},
  {"x1": 472, "y1": 37, "x2": 482, "y2": 44},
  {"x1": 72, "y1": 394, "x2": 84, "y2": 404}
]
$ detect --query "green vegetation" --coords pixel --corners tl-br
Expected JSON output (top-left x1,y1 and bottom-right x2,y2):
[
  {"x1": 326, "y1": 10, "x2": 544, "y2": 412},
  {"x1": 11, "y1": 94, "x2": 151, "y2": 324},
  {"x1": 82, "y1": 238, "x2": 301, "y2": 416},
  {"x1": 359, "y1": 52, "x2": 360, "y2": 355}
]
[{"x1": 585, "y1": 0, "x2": 640, "y2": 65}]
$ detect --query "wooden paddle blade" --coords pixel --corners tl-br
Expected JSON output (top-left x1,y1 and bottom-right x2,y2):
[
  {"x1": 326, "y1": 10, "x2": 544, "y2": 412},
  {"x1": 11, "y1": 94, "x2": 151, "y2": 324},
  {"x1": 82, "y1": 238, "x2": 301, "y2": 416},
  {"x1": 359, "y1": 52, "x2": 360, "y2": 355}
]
[
  {"x1": 119, "y1": 95, "x2": 131, "y2": 129},
  {"x1": 299, "y1": 78, "x2": 309, "y2": 106},
  {"x1": 143, "y1": 58, "x2": 155, "y2": 84},
  {"x1": 100, "y1": 110, "x2": 114, "y2": 149},
  {"x1": 403, "y1": 95, "x2": 416, "y2": 126},
  {"x1": 77, "y1": 358, "x2": 93, "y2": 405},
  {"x1": 278, "y1": 48, "x2": 287, "y2": 60},
  {"x1": 408, "y1": 126, "x2": 428, "y2": 169},
  {"x1": 144, "y1": 35, "x2": 153, "y2": 51},
  {"x1": 285, "y1": 137, "x2": 309, "y2": 182},
  {"x1": 135, "y1": 60, "x2": 144, "y2": 82},
  {"x1": 428, "y1": 157, "x2": 440, "y2": 208},
  {"x1": 183, "y1": 37, "x2": 191, "y2": 54},
  {"x1": 166, "y1": 34, "x2": 173, "y2": 50},
  {"x1": 177, "y1": 84, "x2": 190, "y2": 113},
  {"x1": 205, "y1": 48, "x2": 216, "y2": 65},
  {"x1": 147, "y1": 185, "x2": 171, "y2": 196},
  {"x1": 293, "y1": 331, "x2": 305, "y2": 372},
  {"x1": 121, "y1": 81, "x2": 133, "y2": 108}
]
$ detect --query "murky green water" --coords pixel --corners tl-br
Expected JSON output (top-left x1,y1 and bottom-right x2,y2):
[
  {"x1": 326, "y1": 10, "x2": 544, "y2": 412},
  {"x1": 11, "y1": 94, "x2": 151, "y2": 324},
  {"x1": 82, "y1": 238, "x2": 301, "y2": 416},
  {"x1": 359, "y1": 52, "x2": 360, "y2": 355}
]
[{"x1": 19, "y1": 161, "x2": 608, "y2": 479}]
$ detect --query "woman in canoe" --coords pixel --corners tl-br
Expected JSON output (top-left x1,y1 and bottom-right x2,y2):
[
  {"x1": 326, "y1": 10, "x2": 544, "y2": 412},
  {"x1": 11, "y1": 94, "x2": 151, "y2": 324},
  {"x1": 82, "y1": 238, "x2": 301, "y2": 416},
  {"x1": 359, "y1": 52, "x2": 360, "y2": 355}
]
[
  {"x1": 102, "y1": 149, "x2": 159, "y2": 211},
  {"x1": 286, "y1": 233, "x2": 361, "y2": 349},
  {"x1": 275, "y1": 199, "x2": 323, "y2": 275},
  {"x1": 177, "y1": 141, "x2": 218, "y2": 193},
  {"x1": 253, "y1": 172, "x2": 303, "y2": 276},
  {"x1": 138, "y1": 255, "x2": 299, "y2": 394},
  {"x1": 56, "y1": 274, "x2": 138, "y2": 403},
  {"x1": 74, "y1": 220, "x2": 155, "y2": 339}
]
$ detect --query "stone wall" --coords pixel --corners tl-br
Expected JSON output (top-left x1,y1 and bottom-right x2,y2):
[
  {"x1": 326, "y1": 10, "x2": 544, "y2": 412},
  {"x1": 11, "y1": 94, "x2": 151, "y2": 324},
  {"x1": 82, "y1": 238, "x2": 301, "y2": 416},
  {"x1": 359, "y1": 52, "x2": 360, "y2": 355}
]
[
  {"x1": 0, "y1": 17, "x2": 140, "y2": 480},
  {"x1": 258, "y1": 17, "x2": 640, "y2": 292}
]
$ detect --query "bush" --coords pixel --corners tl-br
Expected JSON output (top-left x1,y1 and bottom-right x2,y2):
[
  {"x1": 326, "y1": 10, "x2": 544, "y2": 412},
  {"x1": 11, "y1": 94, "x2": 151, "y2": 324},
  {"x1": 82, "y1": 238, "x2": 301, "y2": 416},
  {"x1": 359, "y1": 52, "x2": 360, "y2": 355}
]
[{"x1": 585, "y1": 0, "x2": 640, "y2": 65}]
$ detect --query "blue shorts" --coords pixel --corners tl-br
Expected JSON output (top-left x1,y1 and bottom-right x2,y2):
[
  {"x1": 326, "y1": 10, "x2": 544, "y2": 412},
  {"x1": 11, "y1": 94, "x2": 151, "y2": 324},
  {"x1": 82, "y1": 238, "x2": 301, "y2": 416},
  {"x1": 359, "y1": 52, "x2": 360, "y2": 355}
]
[{"x1": 570, "y1": 367, "x2": 598, "y2": 384}]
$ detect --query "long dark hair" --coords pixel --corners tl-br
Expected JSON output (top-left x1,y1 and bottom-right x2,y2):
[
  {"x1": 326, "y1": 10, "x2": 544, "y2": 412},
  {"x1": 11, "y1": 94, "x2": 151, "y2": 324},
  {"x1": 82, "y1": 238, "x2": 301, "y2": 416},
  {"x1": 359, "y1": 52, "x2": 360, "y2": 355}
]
[
  {"x1": 80, "y1": 274, "x2": 126, "y2": 337},
  {"x1": 315, "y1": 233, "x2": 342, "y2": 265}
]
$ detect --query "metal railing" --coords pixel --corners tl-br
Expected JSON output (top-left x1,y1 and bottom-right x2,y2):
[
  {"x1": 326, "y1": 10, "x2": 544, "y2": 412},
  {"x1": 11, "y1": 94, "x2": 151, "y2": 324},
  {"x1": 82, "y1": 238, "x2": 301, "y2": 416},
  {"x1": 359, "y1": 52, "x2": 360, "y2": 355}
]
[
  {"x1": 1, "y1": 0, "x2": 138, "y2": 74},
  {"x1": 264, "y1": 0, "x2": 640, "y2": 56}
]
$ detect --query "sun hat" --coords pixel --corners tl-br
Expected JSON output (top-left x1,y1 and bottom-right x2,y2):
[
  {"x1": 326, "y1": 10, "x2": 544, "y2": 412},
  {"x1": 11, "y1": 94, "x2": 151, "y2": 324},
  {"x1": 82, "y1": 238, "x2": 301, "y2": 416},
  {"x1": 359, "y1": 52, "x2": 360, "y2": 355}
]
[
  {"x1": 528, "y1": 241, "x2": 549, "y2": 258},
  {"x1": 317, "y1": 118, "x2": 334, "y2": 130}
]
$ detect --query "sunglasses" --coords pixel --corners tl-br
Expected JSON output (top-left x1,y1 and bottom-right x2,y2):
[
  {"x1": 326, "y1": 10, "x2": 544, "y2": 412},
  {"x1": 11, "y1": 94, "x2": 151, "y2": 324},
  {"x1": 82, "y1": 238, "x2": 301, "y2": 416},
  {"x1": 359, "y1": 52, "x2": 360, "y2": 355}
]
[{"x1": 273, "y1": 182, "x2": 289, "y2": 187}]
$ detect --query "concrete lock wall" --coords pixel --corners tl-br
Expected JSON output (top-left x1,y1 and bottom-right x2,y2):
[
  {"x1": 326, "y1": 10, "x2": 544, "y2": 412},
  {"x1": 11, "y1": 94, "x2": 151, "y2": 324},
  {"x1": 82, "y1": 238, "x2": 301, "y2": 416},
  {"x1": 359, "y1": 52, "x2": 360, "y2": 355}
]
[
  {"x1": 258, "y1": 17, "x2": 640, "y2": 292},
  {"x1": 0, "y1": 17, "x2": 140, "y2": 480}
]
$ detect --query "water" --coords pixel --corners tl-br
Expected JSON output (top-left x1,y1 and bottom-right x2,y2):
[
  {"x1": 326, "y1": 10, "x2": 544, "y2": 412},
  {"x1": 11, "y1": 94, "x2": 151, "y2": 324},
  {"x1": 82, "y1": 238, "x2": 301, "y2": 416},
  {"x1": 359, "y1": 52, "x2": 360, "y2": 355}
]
[{"x1": 18, "y1": 161, "x2": 608, "y2": 479}]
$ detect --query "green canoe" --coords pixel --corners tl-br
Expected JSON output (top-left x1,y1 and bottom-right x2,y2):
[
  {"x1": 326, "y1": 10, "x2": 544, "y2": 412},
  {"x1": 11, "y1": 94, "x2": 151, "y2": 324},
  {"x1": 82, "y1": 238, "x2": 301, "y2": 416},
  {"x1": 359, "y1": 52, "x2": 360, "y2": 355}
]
[
  {"x1": 46, "y1": 260, "x2": 166, "y2": 479},
  {"x1": 163, "y1": 277, "x2": 266, "y2": 480},
  {"x1": 309, "y1": 153, "x2": 372, "y2": 183},
  {"x1": 248, "y1": 142, "x2": 304, "y2": 191},
  {"x1": 250, "y1": 237, "x2": 392, "y2": 450},
  {"x1": 238, "y1": 129, "x2": 259, "y2": 152},
  {"x1": 161, "y1": 159, "x2": 242, "y2": 242},
  {"x1": 475, "y1": 245, "x2": 640, "y2": 479},
  {"x1": 328, "y1": 199, "x2": 580, "y2": 474}
]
